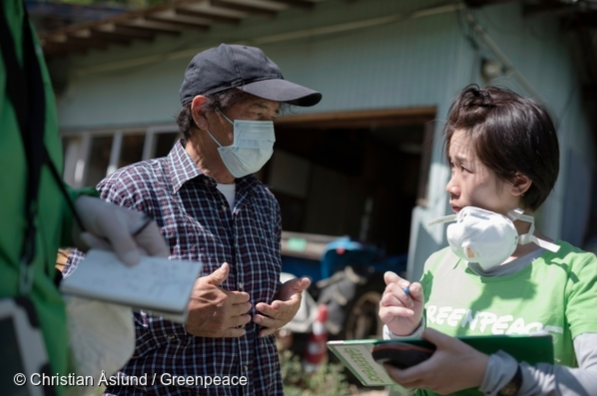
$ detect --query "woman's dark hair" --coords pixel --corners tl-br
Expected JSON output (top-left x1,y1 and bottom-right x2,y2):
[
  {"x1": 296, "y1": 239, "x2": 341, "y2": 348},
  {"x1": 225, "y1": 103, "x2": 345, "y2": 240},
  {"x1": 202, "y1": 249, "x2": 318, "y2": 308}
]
[
  {"x1": 176, "y1": 88, "x2": 254, "y2": 141},
  {"x1": 445, "y1": 85, "x2": 559, "y2": 211}
]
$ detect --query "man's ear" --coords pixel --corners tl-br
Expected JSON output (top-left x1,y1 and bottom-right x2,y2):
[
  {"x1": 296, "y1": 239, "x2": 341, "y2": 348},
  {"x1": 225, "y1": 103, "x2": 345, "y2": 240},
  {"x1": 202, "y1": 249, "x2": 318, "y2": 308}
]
[
  {"x1": 191, "y1": 96, "x2": 208, "y2": 130},
  {"x1": 512, "y1": 173, "x2": 532, "y2": 197}
]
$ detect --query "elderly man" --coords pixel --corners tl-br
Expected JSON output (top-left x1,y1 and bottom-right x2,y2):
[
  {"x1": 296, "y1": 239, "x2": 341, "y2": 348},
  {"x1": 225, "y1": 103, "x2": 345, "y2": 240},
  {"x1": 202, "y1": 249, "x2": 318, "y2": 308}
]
[{"x1": 66, "y1": 43, "x2": 322, "y2": 395}]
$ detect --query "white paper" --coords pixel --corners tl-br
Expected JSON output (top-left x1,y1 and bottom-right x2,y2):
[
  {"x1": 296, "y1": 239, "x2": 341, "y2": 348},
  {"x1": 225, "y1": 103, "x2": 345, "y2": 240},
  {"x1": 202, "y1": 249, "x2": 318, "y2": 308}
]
[{"x1": 60, "y1": 250, "x2": 202, "y2": 323}]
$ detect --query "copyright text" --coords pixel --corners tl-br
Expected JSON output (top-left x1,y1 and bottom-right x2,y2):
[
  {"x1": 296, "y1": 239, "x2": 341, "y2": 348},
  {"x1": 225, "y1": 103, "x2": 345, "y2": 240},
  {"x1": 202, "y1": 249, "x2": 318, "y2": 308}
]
[{"x1": 13, "y1": 371, "x2": 248, "y2": 388}]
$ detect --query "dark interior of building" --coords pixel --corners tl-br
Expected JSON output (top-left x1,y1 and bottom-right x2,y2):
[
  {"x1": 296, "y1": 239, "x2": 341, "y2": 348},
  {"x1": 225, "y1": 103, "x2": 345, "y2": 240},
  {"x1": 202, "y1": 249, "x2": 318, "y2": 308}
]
[{"x1": 264, "y1": 111, "x2": 434, "y2": 256}]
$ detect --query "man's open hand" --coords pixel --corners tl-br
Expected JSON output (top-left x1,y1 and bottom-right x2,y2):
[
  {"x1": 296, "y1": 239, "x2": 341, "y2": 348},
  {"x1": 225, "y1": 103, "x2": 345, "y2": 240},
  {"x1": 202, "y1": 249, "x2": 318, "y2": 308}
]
[{"x1": 253, "y1": 277, "x2": 311, "y2": 337}]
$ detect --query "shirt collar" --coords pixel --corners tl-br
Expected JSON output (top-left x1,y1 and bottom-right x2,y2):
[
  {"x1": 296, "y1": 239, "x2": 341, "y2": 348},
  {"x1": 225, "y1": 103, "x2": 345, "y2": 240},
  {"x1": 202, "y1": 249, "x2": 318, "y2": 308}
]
[
  {"x1": 168, "y1": 139, "x2": 206, "y2": 193},
  {"x1": 166, "y1": 139, "x2": 263, "y2": 194}
]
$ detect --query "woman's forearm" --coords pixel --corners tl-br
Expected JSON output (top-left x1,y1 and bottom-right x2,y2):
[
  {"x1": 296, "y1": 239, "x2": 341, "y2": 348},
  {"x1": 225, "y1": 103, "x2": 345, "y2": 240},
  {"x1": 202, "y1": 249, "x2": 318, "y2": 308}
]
[{"x1": 481, "y1": 333, "x2": 597, "y2": 396}]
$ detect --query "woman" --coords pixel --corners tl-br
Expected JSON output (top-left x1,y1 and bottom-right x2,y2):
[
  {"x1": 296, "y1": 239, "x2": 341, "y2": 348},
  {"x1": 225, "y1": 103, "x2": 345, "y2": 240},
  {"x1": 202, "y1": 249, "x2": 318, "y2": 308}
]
[{"x1": 379, "y1": 85, "x2": 597, "y2": 395}]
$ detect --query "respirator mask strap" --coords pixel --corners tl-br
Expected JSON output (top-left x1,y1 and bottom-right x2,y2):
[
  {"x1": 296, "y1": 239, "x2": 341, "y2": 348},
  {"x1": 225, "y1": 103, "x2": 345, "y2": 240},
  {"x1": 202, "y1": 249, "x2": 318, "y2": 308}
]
[
  {"x1": 427, "y1": 214, "x2": 457, "y2": 228},
  {"x1": 508, "y1": 209, "x2": 560, "y2": 253}
]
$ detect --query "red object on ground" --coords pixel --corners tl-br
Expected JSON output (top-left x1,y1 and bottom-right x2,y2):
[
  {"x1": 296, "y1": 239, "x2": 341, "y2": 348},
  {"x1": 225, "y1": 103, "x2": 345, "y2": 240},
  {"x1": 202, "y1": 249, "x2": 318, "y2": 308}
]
[{"x1": 302, "y1": 304, "x2": 329, "y2": 373}]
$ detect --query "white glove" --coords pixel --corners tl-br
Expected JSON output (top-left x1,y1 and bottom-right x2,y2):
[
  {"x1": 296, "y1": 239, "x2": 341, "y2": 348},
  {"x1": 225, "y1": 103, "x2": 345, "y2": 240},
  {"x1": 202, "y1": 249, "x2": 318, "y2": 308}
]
[{"x1": 73, "y1": 196, "x2": 169, "y2": 265}]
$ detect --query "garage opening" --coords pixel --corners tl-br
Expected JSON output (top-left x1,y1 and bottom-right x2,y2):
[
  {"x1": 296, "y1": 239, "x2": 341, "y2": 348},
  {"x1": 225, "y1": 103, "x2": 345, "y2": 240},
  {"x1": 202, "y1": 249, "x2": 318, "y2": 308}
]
[{"x1": 260, "y1": 107, "x2": 436, "y2": 256}]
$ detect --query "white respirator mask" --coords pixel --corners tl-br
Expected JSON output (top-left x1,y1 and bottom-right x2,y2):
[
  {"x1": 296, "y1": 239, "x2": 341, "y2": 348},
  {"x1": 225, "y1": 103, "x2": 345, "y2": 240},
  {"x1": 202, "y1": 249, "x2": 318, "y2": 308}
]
[
  {"x1": 206, "y1": 108, "x2": 275, "y2": 178},
  {"x1": 428, "y1": 206, "x2": 560, "y2": 271}
]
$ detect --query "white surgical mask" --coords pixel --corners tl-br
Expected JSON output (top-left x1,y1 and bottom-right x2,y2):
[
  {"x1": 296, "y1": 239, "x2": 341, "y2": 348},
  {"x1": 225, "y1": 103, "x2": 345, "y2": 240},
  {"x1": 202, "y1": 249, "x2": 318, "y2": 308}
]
[
  {"x1": 206, "y1": 109, "x2": 275, "y2": 178},
  {"x1": 428, "y1": 206, "x2": 560, "y2": 271}
]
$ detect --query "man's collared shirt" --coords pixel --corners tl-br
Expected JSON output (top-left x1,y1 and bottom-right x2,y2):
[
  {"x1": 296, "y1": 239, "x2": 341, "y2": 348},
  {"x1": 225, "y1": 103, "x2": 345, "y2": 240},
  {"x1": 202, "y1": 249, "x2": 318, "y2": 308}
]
[{"x1": 65, "y1": 140, "x2": 283, "y2": 396}]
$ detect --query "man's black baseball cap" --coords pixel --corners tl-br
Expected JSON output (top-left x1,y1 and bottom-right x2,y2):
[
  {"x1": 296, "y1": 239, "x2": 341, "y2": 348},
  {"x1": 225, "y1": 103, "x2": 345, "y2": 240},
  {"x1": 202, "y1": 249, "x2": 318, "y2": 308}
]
[{"x1": 180, "y1": 43, "x2": 322, "y2": 107}]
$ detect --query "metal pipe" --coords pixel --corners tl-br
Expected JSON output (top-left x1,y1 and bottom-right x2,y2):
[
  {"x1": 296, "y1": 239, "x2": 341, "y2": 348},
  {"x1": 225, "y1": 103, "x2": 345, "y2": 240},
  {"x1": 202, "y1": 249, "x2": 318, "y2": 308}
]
[{"x1": 463, "y1": 10, "x2": 543, "y2": 101}]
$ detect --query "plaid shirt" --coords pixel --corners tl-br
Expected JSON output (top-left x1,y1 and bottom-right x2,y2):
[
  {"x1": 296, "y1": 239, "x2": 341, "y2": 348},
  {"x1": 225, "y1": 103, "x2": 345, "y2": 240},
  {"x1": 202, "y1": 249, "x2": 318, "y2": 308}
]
[{"x1": 65, "y1": 140, "x2": 283, "y2": 396}]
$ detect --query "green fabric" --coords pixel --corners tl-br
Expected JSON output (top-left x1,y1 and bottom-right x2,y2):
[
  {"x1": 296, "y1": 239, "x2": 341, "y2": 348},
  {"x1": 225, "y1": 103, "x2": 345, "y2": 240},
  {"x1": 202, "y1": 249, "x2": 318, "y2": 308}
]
[
  {"x1": 0, "y1": 2, "x2": 97, "y2": 394},
  {"x1": 413, "y1": 242, "x2": 597, "y2": 396}
]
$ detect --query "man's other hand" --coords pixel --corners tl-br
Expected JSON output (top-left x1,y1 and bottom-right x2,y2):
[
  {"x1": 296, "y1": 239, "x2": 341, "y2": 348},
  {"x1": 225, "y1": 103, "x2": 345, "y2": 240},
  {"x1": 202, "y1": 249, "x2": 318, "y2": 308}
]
[
  {"x1": 185, "y1": 263, "x2": 252, "y2": 338},
  {"x1": 253, "y1": 277, "x2": 311, "y2": 337}
]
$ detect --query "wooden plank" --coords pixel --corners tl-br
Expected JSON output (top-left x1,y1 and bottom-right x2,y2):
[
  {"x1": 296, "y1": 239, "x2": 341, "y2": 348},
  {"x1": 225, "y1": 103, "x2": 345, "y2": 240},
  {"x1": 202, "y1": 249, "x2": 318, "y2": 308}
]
[
  {"x1": 266, "y1": 0, "x2": 314, "y2": 10},
  {"x1": 45, "y1": 37, "x2": 106, "y2": 51},
  {"x1": 88, "y1": 30, "x2": 134, "y2": 45},
  {"x1": 210, "y1": 0, "x2": 278, "y2": 18},
  {"x1": 67, "y1": 35, "x2": 119, "y2": 48},
  {"x1": 144, "y1": 15, "x2": 210, "y2": 30},
  {"x1": 117, "y1": 21, "x2": 182, "y2": 36},
  {"x1": 280, "y1": 117, "x2": 434, "y2": 129},
  {"x1": 97, "y1": 25, "x2": 157, "y2": 40},
  {"x1": 42, "y1": 42, "x2": 89, "y2": 56},
  {"x1": 38, "y1": 0, "x2": 209, "y2": 39},
  {"x1": 175, "y1": 8, "x2": 241, "y2": 24},
  {"x1": 276, "y1": 107, "x2": 437, "y2": 129}
]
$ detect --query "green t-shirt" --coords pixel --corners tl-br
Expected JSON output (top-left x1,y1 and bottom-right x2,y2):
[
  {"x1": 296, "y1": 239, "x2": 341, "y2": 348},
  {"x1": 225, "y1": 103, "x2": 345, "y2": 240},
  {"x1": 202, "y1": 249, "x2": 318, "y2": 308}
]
[
  {"x1": 416, "y1": 242, "x2": 597, "y2": 396},
  {"x1": 0, "y1": 2, "x2": 96, "y2": 394}
]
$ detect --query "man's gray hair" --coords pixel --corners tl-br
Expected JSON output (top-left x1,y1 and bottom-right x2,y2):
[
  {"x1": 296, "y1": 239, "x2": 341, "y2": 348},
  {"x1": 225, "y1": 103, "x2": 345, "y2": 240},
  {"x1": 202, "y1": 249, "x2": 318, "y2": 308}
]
[{"x1": 176, "y1": 88, "x2": 254, "y2": 141}]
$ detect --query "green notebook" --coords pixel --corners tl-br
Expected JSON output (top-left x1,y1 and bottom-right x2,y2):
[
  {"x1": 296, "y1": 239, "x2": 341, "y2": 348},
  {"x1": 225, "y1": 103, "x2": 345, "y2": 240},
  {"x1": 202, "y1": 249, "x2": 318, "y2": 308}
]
[{"x1": 327, "y1": 334, "x2": 553, "y2": 388}]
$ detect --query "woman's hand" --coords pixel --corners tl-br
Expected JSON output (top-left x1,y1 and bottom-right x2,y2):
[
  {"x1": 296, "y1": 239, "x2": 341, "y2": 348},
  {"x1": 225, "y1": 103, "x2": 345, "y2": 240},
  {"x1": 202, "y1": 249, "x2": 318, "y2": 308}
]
[
  {"x1": 379, "y1": 271, "x2": 425, "y2": 336},
  {"x1": 384, "y1": 328, "x2": 489, "y2": 394}
]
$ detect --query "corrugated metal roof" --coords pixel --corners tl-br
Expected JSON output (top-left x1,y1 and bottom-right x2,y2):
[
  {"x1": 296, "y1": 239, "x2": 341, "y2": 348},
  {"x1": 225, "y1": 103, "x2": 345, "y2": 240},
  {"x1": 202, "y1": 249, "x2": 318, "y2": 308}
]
[{"x1": 36, "y1": 0, "x2": 328, "y2": 58}]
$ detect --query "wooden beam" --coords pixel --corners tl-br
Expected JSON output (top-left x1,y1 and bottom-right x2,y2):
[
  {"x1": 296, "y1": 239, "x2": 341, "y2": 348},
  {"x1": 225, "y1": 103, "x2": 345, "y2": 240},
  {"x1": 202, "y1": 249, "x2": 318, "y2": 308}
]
[
  {"x1": 117, "y1": 21, "x2": 182, "y2": 36},
  {"x1": 39, "y1": 0, "x2": 214, "y2": 39},
  {"x1": 175, "y1": 8, "x2": 241, "y2": 24},
  {"x1": 97, "y1": 25, "x2": 157, "y2": 41},
  {"x1": 144, "y1": 15, "x2": 210, "y2": 31},
  {"x1": 44, "y1": 49, "x2": 83, "y2": 59},
  {"x1": 276, "y1": 107, "x2": 437, "y2": 129},
  {"x1": 266, "y1": 0, "x2": 314, "y2": 10},
  {"x1": 64, "y1": 35, "x2": 112, "y2": 49},
  {"x1": 38, "y1": 0, "x2": 205, "y2": 56},
  {"x1": 42, "y1": 41, "x2": 89, "y2": 55},
  {"x1": 45, "y1": 36, "x2": 107, "y2": 51},
  {"x1": 210, "y1": 0, "x2": 278, "y2": 18},
  {"x1": 88, "y1": 30, "x2": 134, "y2": 45}
]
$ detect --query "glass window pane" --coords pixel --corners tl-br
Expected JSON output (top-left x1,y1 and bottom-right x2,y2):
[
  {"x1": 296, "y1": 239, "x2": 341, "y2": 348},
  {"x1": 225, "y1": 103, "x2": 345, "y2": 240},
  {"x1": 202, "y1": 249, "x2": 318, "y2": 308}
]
[
  {"x1": 84, "y1": 136, "x2": 113, "y2": 188},
  {"x1": 119, "y1": 134, "x2": 145, "y2": 169}
]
